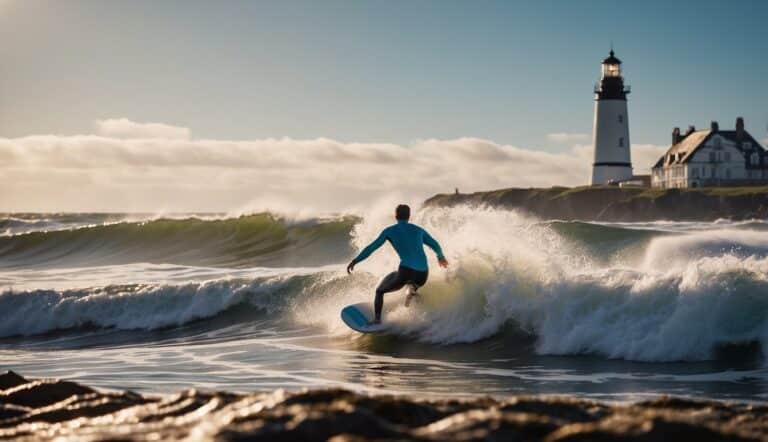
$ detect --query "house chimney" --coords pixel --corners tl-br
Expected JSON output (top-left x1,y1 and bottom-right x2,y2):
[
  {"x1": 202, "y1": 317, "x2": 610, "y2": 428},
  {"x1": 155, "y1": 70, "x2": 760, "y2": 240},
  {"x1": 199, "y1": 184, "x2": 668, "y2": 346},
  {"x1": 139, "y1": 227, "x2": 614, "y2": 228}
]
[
  {"x1": 736, "y1": 117, "x2": 745, "y2": 141},
  {"x1": 672, "y1": 127, "x2": 681, "y2": 144},
  {"x1": 710, "y1": 121, "x2": 719, "y2": 132},
  {"x1": 685, "y1": 125, "x2": 696, "y2": 136}
]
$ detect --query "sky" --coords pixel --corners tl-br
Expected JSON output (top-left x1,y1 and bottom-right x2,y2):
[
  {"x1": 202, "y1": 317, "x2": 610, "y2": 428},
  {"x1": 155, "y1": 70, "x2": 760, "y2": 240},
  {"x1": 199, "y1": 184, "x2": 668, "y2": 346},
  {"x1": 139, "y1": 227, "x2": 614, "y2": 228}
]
[{"x1": 1, "y1": 0, "x2": 767, "y2": 212}]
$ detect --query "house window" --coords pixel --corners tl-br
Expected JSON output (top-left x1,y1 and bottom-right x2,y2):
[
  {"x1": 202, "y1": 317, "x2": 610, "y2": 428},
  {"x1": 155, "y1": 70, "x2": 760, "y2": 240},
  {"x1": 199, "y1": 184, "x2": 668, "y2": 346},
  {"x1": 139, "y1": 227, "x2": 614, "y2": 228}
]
[
  {"x1": 691, "y1": 167, "x2": 698, "y2": 177},
  {"x1": 725, "y1": 152, "x2": 731, "y2": 161},
  {"x1": 618, "y1": 114, "x2": 623, "y2": 123},
  {"x1": 725, "y1": 168, "x2": 731, "y2": 179},
  {"x1": 709, "y1": 152, "x2": 716, "y2": 162},
  {"x1": 713, "y1": 138, "x2": 721, "y2": 148},
  {"x1": 744, "y1": 142, "x2": 752, "y2": 150},
  {"x1": 618, "y1": 137, "x2": 624, "y2": 147},
  {"x1": 711, "y1": 167, "x2": 716, "y2": 177},
  {"x1": 752, "y1": 153, "x2": 760, "y2": 166}
]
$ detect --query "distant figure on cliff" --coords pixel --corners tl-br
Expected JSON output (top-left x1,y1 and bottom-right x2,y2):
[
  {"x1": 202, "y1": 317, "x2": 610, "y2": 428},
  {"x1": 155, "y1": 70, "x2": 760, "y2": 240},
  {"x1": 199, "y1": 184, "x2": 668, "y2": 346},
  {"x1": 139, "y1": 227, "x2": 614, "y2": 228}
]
[{"x1": 346, "y1": 204, "x2": 448, "y2": 325}]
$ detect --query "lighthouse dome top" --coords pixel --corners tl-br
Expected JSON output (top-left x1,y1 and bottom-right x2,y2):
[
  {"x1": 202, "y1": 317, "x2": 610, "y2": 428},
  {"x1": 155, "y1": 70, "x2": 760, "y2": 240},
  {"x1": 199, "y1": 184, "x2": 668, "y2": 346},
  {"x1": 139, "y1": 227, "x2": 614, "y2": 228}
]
[
  {"x1": 602, "y1": 50, "x2": 622, "y2": 65},
  {"x1": 600, "y1": 49, "x2": 623, "y2": 79}
]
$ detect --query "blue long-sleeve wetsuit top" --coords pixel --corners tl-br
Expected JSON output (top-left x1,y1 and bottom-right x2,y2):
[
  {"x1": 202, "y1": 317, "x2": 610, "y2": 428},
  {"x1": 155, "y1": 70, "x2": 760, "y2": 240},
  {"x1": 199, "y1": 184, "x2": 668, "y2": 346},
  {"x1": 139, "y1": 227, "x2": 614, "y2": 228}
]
[{"x1": 351, "y1": 220, "x2": 445, "y2": 272}]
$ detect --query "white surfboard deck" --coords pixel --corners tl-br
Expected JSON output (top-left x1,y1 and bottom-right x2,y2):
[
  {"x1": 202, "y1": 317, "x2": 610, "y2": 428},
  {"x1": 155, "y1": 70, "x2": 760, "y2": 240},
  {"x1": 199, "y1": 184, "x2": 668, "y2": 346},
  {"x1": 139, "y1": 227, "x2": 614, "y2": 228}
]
[{"x1": 340, "y1": 302, "x2": 386, "y2": 334}]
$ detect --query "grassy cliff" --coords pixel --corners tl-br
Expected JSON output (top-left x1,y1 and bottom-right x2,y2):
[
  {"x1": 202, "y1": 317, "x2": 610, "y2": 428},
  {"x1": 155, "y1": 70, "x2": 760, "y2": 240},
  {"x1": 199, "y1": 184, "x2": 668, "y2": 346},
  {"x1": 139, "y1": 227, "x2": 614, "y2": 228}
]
[{"x1": 424, "y1": 186, "x2": 768, "y2": 221}]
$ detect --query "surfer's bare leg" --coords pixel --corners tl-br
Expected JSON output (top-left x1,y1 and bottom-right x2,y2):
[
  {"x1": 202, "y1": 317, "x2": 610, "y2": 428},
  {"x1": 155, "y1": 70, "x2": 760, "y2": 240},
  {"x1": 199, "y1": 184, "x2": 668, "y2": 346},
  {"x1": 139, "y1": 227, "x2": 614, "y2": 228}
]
[
  {"x1": 374, "y1": 271, "x2": 406, "y2": 322},
  {"x1": 404, "y1": 284, "x2": 419, "y2": 307}
]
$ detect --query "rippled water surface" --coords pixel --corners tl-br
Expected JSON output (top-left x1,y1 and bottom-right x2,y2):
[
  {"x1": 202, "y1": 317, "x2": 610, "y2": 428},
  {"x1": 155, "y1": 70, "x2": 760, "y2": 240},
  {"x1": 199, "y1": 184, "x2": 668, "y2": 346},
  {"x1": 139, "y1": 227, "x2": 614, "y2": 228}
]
[{"x1": 2, "y1": 210, "x2": 767, "y2": 401}]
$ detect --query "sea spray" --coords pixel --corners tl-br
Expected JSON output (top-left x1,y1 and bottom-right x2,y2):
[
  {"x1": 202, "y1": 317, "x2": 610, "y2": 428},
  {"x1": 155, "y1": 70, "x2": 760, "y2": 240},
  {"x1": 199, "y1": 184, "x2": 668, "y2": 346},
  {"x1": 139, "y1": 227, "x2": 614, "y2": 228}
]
[
  {"x1": 295, "y1": 205, "x2": 768, "y2": 362},
  {"x1": 2, "y1": 208, "x2": 767, "y2": 363},
  {"x1": 0, "y1": 273, "x2": 318, "y2": 337}
]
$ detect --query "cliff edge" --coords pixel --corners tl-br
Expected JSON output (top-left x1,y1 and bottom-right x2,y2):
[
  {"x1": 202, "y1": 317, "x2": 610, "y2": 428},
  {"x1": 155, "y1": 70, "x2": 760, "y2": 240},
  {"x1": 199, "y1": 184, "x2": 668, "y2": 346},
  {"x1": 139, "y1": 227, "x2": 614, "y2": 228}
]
[{"x1": 424, "y1": 186, "x2": 768, "y2": 221}]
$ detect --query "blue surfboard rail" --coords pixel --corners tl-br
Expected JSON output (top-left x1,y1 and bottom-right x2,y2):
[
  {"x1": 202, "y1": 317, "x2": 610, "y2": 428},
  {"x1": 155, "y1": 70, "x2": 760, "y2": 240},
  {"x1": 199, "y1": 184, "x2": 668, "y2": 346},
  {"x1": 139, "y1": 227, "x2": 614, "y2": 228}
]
[{"x1": 341, "y1": 302, "x2": 385, "y2": 334}]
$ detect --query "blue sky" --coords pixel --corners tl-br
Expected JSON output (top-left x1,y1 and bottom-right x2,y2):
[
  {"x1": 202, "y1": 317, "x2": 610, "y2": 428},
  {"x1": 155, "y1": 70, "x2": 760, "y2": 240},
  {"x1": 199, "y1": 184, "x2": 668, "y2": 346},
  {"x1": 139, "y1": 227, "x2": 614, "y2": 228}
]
[{"x1": 0, "y1": 0, "x2": 766, "y2": 150}]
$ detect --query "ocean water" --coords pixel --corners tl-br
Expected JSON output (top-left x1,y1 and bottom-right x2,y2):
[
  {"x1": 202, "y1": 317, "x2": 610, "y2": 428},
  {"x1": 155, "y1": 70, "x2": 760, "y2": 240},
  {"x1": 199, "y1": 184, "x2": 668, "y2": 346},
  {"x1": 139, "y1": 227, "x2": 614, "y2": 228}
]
[{"x1": 1, "y1": 207, "x2": 767, "y2": 402}]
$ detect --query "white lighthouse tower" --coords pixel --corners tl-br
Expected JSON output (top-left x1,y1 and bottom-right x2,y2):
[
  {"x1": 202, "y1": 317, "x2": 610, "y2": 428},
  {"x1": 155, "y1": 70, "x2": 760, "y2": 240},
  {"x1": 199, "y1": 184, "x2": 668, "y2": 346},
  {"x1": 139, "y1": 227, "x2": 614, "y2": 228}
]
[{"x1": 591, "y1": 50, "x2": 633, "y2": 185}]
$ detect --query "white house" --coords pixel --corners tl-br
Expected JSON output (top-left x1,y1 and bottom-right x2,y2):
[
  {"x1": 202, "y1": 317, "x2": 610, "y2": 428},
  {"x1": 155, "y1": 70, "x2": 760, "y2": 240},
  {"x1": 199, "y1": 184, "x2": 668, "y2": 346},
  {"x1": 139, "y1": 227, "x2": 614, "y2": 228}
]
[{"x1": 651, "y1": 118, "x2": 768, "y2": 188}]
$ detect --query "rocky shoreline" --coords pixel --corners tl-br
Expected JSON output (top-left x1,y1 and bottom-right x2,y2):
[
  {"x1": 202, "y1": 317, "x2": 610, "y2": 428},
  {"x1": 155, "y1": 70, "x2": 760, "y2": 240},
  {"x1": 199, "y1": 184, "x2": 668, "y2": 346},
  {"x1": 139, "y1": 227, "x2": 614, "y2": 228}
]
[
  {"x1": 1, "y1": 371, "x2": 767, "y2": 441},
  {"x1": 424, "y1": 186, "x2": 768, "y2": 222}
]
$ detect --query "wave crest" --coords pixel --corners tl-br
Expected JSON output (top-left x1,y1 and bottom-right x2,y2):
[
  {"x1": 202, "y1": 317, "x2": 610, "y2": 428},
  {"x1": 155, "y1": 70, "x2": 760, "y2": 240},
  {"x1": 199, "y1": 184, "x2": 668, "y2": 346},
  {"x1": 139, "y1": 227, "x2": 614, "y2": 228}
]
[
  {"x1": 0, "y1": 214, "x2": 355, "y2": 269},
  {"x1": 0, "y1": 273, "x2": 319, "y2": 337}
]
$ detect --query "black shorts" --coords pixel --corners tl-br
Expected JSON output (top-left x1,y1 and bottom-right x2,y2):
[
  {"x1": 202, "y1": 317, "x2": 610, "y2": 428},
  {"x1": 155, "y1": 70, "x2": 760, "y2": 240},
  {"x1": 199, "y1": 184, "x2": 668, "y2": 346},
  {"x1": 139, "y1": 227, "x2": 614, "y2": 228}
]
[{"x1": 376, "y1": 265, "x2": 428, "y2": 294}]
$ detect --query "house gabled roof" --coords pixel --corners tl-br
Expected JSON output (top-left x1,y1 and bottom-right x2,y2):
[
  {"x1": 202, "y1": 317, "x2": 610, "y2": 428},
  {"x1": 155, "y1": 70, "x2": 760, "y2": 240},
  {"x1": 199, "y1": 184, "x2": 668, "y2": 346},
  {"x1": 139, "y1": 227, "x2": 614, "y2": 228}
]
[
  {"x1": 717, "y1": 130, "x2": 765, "y2": 149},
  {"x1": 654, "y1": 130, "x2": 712, "y2": 169},
  {"x1": 652, "y1": 128, "x2": 767, "y2": 170}
]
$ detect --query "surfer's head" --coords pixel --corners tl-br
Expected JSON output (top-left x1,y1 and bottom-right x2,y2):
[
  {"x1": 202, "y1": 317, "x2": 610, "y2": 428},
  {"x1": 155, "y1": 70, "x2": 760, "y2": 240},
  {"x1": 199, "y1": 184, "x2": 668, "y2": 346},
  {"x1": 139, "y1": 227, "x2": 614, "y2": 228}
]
[{"x1": 395, "y1": 204, "x2": 410, "y2": 221}]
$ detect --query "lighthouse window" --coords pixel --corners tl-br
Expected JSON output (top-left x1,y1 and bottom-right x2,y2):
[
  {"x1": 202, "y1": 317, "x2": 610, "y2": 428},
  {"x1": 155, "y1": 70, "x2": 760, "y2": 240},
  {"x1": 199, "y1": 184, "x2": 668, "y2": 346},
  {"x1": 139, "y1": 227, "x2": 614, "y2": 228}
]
[
  {"x1": 618, "y1": 114, "x2": 623, "y2": 123},
  {"x1": 618, "y1": 137, "x2": 624, "y2": 147}
]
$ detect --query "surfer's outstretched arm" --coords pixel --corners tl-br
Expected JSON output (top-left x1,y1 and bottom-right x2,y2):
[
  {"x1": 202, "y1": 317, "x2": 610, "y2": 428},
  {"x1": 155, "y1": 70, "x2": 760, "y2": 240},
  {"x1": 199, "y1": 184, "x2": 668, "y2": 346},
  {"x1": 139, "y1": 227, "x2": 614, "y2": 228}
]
[
  {"x1": 422, "y1": 230, "x2": 449, "y2": 268},
  {"x1": 347, "y1": 231, "x2": 387, "y2": 273}
]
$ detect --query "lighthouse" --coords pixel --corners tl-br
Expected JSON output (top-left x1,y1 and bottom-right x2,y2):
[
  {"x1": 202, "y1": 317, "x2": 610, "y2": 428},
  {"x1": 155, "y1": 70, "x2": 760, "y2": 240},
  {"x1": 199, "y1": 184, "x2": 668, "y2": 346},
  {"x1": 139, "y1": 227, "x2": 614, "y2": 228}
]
[{"x1": 591, "y1": 50, "x2": 633, "y2": 185}]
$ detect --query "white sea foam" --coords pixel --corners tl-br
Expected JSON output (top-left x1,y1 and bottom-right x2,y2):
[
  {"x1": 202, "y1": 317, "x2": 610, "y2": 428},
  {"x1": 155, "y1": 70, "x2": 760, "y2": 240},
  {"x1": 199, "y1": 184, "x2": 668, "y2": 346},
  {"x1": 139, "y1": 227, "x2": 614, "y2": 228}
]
[
  {"x1": 0, "y1": 271, "x2": 316, "y2": 337},
  {"x1": 2, "y1": 206, "x2": 767, "y2": 363},
  {"x1": 294, "y1": 205, "x2": 768, "y2": 362}
]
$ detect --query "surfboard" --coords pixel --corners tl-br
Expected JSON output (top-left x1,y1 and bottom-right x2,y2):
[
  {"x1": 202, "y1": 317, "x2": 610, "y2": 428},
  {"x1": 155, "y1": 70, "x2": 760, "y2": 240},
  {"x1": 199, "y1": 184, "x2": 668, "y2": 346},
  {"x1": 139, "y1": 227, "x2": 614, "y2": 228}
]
[{"x1": 341, "y1": 302, "x2": 386, "y2": 334}]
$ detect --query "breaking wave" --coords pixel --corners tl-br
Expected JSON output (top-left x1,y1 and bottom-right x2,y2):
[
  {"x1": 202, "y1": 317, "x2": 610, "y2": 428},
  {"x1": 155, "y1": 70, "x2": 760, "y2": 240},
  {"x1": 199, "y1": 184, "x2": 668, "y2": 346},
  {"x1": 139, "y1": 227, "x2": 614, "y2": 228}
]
[{"x1": 1, "y1": 208, "x2": 767, "y2": 363}]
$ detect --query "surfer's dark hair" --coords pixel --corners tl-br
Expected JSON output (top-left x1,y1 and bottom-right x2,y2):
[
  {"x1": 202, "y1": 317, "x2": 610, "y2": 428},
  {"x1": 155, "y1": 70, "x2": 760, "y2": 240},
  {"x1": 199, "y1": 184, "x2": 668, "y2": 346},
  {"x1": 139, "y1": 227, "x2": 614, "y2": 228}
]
[{"x1": 395, "y1": 204, "x2": 410, "y2": 221}]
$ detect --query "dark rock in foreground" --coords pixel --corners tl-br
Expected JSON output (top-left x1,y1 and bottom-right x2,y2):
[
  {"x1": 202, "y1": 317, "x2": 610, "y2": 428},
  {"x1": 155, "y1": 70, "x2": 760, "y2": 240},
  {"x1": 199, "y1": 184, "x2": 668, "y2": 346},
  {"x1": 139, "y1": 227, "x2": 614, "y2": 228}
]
[
  {"x1": 1, "y1": 371, "x2": 767, "y2": 441},
  {"x1": 425, "y1": 186, "x2": 768, "y2": 221}
]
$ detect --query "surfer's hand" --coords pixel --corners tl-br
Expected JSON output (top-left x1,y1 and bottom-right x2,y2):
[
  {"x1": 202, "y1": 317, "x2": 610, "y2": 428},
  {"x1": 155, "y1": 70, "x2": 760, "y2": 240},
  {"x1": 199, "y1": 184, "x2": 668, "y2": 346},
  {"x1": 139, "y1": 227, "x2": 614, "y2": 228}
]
[
  {"x1": 438, "y1": 258, "x2": 449, "y2": 268},
  {"x1": 346, "y1": 261, "x2": 355, "y2": 274}
]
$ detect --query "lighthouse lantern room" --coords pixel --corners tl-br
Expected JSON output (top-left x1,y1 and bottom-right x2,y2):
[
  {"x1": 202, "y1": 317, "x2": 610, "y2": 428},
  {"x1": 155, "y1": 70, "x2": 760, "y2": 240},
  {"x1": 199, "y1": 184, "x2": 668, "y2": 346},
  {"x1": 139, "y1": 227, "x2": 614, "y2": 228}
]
[{"x1": 591, "y1": 50, "x2": 633, "y2": 185}]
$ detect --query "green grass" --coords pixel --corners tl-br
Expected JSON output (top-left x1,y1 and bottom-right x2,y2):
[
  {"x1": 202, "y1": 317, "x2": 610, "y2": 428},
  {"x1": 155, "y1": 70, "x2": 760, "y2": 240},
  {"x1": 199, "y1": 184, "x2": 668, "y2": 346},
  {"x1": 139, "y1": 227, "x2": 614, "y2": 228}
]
[
  {"x1": 433, "y1": 185, "x2": 767, "y2": 203},
  {"x1": 544, "y1": 185, "x2": 767, "y2": 199},
  {"x1": 695, "y1": 186, "x2": 768, "y2": 196}
]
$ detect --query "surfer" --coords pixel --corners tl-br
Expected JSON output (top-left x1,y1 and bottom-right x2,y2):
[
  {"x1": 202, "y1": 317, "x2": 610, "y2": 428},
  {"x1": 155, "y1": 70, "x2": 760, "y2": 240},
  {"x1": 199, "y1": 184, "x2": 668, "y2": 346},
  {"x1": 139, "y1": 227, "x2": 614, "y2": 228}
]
[{"x1": 346, "y1": 204, "x2": 448, "y2": 325}]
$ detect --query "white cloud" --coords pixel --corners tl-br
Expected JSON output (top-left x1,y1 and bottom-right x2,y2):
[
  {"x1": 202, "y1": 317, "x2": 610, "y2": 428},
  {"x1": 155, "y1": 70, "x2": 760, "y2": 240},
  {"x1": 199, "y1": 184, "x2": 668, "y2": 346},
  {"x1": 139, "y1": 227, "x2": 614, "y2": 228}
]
[
  {"x1": 547, "y1": 132, "x2": 589, "y2": 143},
  {"x1": 95, "y1": 118, "x2": 191, "y2": 139},
  {"x1": 0, "y1": 124, "x2": 669, "y2": 212},
  {"x1": 630, "y1": 144, "x2": 669, "y2": 174},
  {"x1": 762, "y1": 138, "x2": 768, "y2": 148}
]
